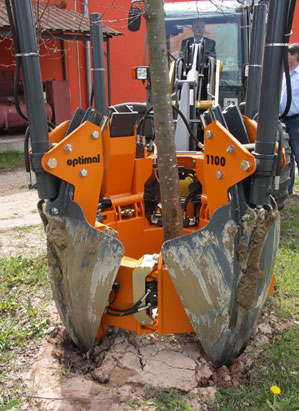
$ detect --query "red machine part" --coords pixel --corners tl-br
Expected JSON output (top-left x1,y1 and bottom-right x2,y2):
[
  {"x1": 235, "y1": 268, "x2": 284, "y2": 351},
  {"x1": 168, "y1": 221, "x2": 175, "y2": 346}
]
[{"x1": 0, "y1": 96, "x2": 53, "y2": 130}]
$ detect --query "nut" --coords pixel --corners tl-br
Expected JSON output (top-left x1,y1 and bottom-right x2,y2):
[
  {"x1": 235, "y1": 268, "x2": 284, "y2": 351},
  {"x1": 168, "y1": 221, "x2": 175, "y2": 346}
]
[
  {"x1": 51, "y1": 207, "x2": 59, "y2": 215},
  {"x1": 80, "y1": 169, "x2": 88, "y2": 177},
  {"x1": 47, "y1": 158, "x2": 57, "y2": 169},
  {"x1": 91, "y1": 130, "x2": 99, "y2": 139},
  {"x1": 215, "y1": 170, "x2": 223, "y2": 179},
  {"x1": 205, "y1": 130, "x2": 213, "y2": 139},
  {"x1": 240, "y1": 160, "x2": 251, "y2": 171},
  {"x1": 64, "y1": 144, "x2": 73, "y2": 153},
  {"x1": 226, "y1": 144, "x2": 236, "y2": 154}
]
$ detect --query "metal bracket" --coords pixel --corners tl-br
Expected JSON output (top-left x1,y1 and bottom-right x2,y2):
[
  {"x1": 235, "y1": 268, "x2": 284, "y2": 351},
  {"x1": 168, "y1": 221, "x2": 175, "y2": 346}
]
[{"x1": 133, "y1": 254, "x2": 158, "y2": 325}]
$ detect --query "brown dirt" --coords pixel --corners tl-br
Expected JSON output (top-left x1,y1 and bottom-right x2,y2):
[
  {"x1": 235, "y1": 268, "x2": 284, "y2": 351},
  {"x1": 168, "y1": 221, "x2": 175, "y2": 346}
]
[
  {"x1": 237, "y1": 207, "x2": 280, "y2": 310},
  {"x1": 0, "y1": 169, "x2": 46, "y2": 257},
  {"x1": 1, "y1": 170, "x2": 297, "y2": 410}
]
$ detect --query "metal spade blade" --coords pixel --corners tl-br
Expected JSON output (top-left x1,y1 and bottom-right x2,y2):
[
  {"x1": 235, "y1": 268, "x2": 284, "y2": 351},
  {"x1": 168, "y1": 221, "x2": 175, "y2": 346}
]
[
  {"x1": 161, "y1": 190, "x2": 280, "y2": 365},
  {"x1": 40, "y1": 195, "x2": 124, "y2": 352}
]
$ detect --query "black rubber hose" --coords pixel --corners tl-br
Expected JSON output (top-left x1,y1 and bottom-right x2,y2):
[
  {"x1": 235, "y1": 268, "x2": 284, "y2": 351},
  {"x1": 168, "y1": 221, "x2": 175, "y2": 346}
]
[
  {"x1": 107, "y1": 292, "x2": 148, "y2": 313},
  {"x1": 172, "y1": 105, "x2": 199, "y2": 147},
  {"x1": 24, "y1": 126, "x2": 30, "y2": 172},
  {"x1": 279, "y1": 49, "x2": 292, "y2": 119},
  {"x1": 136, "y1": 114, "x2": 154, "y2": 136},
  {"x1": 139, "y1": 105, "x2": 200, "y2": 147},
  {"x1": 105, "y1": 309, "x2": 140, "y2": 317},
  {"x1": 183, "y1": 186, "x2": 202, "y2": 212},
  {"x1": 47, "y1": 120, "x2": 56, "y2": 129}
]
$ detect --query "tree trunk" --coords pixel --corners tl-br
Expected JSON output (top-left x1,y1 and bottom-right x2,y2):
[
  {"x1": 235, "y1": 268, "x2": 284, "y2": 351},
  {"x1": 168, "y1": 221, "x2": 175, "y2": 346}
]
[{"x1": 144, "y1": 0, "x2": 183, "y2": 241}]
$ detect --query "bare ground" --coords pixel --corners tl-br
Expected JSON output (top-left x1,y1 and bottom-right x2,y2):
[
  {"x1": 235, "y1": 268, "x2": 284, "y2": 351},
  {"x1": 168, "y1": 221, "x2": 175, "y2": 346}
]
[{"x1": 0, "y1": 169, "x2": 297, "y2": 410}]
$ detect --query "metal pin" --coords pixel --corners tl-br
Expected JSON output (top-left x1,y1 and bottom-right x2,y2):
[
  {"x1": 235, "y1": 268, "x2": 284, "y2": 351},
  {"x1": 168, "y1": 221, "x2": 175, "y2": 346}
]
[{"x1": 216, "y1": 171, "x2": 223, "y2": 179}]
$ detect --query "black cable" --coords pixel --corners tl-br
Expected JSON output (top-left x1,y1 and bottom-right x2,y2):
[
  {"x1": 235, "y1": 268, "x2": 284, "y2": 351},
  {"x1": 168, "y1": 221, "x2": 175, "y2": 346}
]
[
  {"x1": 90, "y1": 87, "x2": 94, "y2": 108},
  {"x1": 279, "y1": 49, "x2": 292, "y2": 120},
  {"x1": 139, "y1": 105, "x2": 201, "y2": 148},
  {"x1": 183, "y1": 186, "x2": 202, "y2": 213},
  {"x1": 136, "y1": 114, "x2": 154, "y2": 136},
  {"x1": 107, "y1": 290, "x2": 150, "y2": 313},
  {"x1": 140, "y1": 105, "x2": 154, "y2": 137},
  {"x1": 47, "y1": 120, "x2": 56, "y2": 129},
  {"x1": 106, "y1": 304, "x2": 151, "y2": 317},
  {"x1": 24, "y1": 127, "x2": 30, "y2": 173},
  {"x1": 105, "y1": 309, "x2": 139, "y2": 317},
  {"x1": 172, "y1": 105, "x2": 200, "y2": 147},
  {"x1": 275, "y1": 122, "x2": 283, "y2": 180}
]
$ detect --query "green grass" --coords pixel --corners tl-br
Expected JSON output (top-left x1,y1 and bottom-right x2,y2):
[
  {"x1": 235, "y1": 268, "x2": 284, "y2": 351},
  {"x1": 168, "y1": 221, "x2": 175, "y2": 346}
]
[
  {"x1": 0, "y1": 150, "x2": 24, "y2": 172},
  {"x1": 0, "y1": 256, "x2": 51, "y2": 356},
  {"x1": 274, "y1": 182, "x2": 299, "y2": 320},
  {"x1": 213, "y1": 329, "x2": 299, "y2": 410},
  {"x1": 212, "y1": 183, "x2": 299, "y2": 410},
  {"x1": 0, "y1": 255, "x2": 51, "y2": 409},
  {"x1": 145, "y1": 389, "x2": 192, "y2": 410}
]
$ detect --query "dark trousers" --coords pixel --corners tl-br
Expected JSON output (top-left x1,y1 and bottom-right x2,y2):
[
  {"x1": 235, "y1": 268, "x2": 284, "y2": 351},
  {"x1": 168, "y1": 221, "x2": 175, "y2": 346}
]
[{"x1": 284, "y1": 117, "x2": 299, "y2": 192}]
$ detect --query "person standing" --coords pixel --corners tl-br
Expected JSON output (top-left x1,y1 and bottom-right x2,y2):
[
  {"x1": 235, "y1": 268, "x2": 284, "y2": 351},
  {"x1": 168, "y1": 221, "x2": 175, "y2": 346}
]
[
  {"x1": 179, "y1": 19, "x2": 216, "y2": 58},
  {"x1": 280, "y1": 43, "x2": 299, "y2": 194}
]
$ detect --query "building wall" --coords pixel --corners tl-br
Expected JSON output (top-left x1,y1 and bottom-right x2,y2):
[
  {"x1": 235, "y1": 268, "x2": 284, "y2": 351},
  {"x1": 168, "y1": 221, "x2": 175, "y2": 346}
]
[
  {"x1": 1, "y1": 0, "x2": 299, "y2": 118},
  {"x1": 88, "y1": 0, "x2": 299, "y2": 106}
]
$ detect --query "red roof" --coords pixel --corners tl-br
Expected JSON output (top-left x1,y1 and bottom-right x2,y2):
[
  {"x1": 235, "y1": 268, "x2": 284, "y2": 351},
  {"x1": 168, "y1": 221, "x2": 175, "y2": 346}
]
[{"x1": 0, "y1": 0, "x2": 121, "y2": 38}]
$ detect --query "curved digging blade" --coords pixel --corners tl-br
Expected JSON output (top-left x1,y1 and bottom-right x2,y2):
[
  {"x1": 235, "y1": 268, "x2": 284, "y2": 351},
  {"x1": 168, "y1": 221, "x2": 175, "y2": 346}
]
[
  {"x1": 161, "y1": 193, "x2": 280, "y2": 365},
  {"x1": 43, "y1": 200, "x2": 124, "y2": 352}
]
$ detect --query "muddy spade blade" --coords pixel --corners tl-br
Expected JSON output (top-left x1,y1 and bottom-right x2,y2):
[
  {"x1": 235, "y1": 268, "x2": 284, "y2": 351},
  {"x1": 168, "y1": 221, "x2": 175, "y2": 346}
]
[
  {"x1": 41, "y1": 196, "x2": 124, "y2": 352},
  {"x1": 161, "y1": 188, "x2": 280, "y2": 365}
]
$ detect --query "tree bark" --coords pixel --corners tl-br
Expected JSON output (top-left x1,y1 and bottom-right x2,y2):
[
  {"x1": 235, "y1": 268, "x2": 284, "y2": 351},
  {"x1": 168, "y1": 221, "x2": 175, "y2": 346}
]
[{"x1": 144, "y1": 0, "x2": 183, "y2": 241}]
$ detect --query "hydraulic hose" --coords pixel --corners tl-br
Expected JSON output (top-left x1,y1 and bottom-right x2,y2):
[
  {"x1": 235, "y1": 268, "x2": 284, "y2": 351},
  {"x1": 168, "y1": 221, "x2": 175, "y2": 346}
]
[
  {"x1": 8, "y1": 0, "x2": 58, "y2": 200},
  {"x1": 139, "y1": 105, "x2": 203, "y2": 149},
  {"x1": 249, "y1": 0, "x2": 293, "y2": 206}
]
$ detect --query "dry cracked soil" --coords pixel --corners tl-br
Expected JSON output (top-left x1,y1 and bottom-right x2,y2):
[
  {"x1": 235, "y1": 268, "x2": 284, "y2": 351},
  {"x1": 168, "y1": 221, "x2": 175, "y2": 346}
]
[{"x1": 0, "y1": 169, "x2": 294, "y2": 410}]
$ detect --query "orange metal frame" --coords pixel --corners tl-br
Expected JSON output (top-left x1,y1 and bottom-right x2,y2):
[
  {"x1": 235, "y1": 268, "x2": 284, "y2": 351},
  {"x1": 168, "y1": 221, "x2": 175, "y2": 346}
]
[{"x1": 42, "y1": 116, "x2": 276, "y2": 340}]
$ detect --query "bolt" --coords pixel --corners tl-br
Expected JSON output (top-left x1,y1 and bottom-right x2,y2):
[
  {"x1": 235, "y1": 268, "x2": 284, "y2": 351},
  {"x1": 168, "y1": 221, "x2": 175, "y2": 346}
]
[
  {"x1": 226, "y1": 144, "x2": 236, "y2": 154},
  {"x1": 240, "y1": 160, "x2": 251, "y2": 171},
  {"x1": 205, "y1": 130, "x2": 213, "y2": 139},
  {"x1": 80, "y1": 168, "x2": 88, "y2": 177},
  {"x1": 47, "y1": 158, "x2": 57, "y2": 169},
  {"x1": 215, "y1": 170, "x2": 223, "y2": 179},
  {"x1": 64, "y1": 144, "x2": 73, "y2": 153},
  {"x1": 91, "y1": 130, "x2": 99, "y2": 139},
  {"x1": 51, "y1": 207, "x2": 59, "y2": 216}
]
